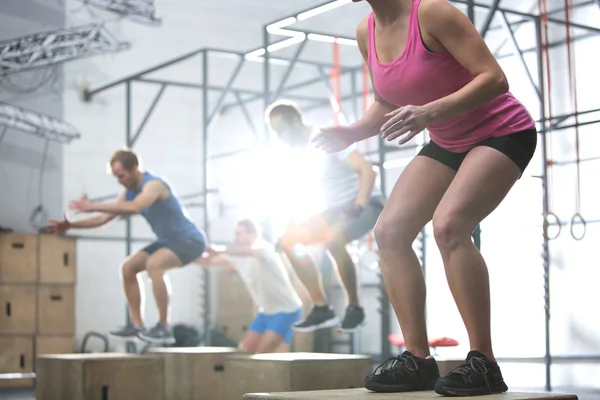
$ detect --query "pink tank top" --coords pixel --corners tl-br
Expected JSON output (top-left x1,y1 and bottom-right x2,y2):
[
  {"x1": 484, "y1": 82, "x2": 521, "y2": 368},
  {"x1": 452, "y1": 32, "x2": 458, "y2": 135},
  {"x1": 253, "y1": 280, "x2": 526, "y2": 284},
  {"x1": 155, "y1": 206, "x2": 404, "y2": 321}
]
[{"x1": 367, "y1": 0, "x2": 535, "y2": 152}]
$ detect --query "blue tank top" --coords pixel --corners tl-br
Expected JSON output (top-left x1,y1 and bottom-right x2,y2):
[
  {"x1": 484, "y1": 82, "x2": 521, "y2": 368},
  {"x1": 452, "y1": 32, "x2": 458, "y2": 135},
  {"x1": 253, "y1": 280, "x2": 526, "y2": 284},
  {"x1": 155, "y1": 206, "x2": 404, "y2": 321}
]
[{"x1": 125, "y1": 172, "x2": 204, "y2": 243}]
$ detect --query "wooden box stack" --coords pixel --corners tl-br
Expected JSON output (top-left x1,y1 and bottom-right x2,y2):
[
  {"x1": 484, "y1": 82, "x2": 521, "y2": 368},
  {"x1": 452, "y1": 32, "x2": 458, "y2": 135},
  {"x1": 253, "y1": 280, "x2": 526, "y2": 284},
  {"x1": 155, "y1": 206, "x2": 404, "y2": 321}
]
[
  {"x1": 0, "y1": 233, "x2": 77, "y2": 389},
  {"x1": 215, "y1": 269, "x2": 256, "y2": 343}
]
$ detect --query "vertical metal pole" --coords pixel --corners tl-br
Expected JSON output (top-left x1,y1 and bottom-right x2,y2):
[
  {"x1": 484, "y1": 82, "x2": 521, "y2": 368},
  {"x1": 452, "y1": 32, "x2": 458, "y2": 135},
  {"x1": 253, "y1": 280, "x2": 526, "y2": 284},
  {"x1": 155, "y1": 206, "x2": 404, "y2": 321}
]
[
  {"x1": 535, "y1": 17, "x2": 552, "y2": 392},
  {"x1": 378, "y1": 137, "x2": 392, "y2": 361},
  {"x1": 202, "y1": 50, "x2": 211, "y2": 346},
  {"x1": 419, "y1": 228, "x2": 427, "y2": 325},
  {"x1": 125, "y1": 80, "x2": 132, "y2": 326},
  {"x1": 263, "y1": 25, "x2": 271, "y2": 140},
  {"x1": 351, "y1": 70, "x2": 359, "y2": 123},
  {"x1": 467, "y1": 0, "x2": 475, "y2": 25}
]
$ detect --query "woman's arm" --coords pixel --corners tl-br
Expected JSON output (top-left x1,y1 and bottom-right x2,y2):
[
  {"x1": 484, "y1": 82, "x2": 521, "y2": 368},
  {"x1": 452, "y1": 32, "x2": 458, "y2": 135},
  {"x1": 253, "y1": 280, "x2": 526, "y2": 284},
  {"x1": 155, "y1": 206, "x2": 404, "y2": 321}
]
[
  {"x1": 349, "y1": 17, "x2": 397, "y2": 140},
  {"x1": 420, "y1": 0, "x2": 509, "y2": 122}
]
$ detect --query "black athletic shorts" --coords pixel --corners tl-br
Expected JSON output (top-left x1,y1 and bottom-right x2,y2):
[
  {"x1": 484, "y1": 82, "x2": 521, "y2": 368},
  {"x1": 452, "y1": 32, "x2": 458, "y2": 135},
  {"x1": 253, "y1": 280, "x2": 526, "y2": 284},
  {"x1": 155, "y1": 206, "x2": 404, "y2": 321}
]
[
  {"x1": 142, "y1": 235, "x2": 206, "y2": 266},
  {"x1": 321, "y1": 195, "x2": 385, "y2": 242},
  {"x1": 418, "y1": 128, "x2": 538, "y2": 176}
]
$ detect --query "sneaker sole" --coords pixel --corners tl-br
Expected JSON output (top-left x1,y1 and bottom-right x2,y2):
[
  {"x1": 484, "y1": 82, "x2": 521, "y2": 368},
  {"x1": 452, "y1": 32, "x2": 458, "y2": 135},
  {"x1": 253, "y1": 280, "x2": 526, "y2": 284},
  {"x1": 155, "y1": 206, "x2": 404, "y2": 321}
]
[
  {"x1": 137, "y1": 334, "x2": 177, "y2": 345},
  {"x1": 434, "y1": 381, "x2": 509, "y2": 396},
  {"x1": 108, "y1": 333, "x2": 140, "y2": 340},
  {"x1": 292, "y1": 317, "x2": 340, "y2": 333},
  {"x1": 365, "y1": 378, "x2": 437, "y2": 393}
]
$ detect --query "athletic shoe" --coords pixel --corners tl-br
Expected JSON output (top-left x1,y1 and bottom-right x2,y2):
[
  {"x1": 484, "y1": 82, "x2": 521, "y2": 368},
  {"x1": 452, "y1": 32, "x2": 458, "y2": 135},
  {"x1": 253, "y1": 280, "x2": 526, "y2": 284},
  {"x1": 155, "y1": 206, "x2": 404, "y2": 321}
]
[
  {"x1": 292, "y1": 306, "x2": 340, "y2": 332},
  {"x1": 434, "y1": 350, "x2": 509, "y2": 396},
  {"x1": 109, "y1": 324, "x2": 144, "y2": 339},
  {"x1": 365, "y1": 351, "x2": 440, "y2": 392},
  {"x1": 137, "y1": 323, "x2": 176, "y2": 345},
  {"x1": 339, "y1": 305, "x2": 366, "y2": 333}
]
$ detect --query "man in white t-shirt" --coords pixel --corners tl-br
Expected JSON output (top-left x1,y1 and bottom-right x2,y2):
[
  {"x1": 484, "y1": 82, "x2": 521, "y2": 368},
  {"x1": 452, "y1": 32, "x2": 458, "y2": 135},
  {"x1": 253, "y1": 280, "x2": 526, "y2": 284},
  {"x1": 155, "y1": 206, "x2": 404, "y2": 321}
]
[
  {"x1": 195, "y1": 219, "x2": 303, "y2": 353},
  {"x1": 266, "y1": 100, "x2": 385, "y2": 333}
]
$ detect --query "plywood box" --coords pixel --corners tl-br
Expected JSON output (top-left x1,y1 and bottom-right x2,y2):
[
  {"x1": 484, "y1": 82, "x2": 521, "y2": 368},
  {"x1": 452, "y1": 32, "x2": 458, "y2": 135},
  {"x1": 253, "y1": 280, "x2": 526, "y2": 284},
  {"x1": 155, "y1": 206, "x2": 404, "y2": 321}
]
[
  {"x1": 37, "y1": 285, "x2": 75, "y2": 335},
  {"x1": 0, "y1": 233, "x2": 38, "y2": 283},
  {"x1": 149, "y1": 347, "x2": 240, "y2": 400},
  {"x1": 36, "y1": 353, "x2": 164, "y2": 400},
  {"x1": 36, "y1": 336, "x2": 75, "y2": 356},
  {"x1": 243, "y1": 388, "x2": 580, "y2": 400},
  {"x1": 225, "y1": 352, "x2": 372, "y2": 400},
  {"x1": 0, "y1": 336, "x2": 34, "y2": 389},
  {"x1": 0, "y1": 284, "x2": 36, "y2": 334},
  {"x1": 39, "y1": 234, "x2": 76, "y2": 284}
]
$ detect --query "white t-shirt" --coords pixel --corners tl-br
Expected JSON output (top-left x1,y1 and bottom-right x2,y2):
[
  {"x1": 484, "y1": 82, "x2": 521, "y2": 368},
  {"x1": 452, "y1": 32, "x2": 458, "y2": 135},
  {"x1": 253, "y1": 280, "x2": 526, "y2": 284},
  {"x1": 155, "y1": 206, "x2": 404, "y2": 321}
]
[{"x1": 225, "y1": 241, "x2": 302, "y2": 315}]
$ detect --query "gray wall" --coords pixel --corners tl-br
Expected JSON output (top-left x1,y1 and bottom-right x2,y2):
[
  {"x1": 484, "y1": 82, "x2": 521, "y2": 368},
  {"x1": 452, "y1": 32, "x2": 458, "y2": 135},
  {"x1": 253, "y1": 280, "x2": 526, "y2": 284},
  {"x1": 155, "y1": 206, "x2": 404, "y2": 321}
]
[{"x1": 0, "y1": 0, "x2": 66, "y2": 233}]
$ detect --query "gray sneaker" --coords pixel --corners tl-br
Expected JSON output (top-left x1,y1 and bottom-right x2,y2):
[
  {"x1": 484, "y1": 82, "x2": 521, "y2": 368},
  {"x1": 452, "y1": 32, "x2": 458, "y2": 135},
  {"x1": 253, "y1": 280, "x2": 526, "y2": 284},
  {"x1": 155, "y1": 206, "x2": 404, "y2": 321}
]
[
  {"x1": 137, "y1": 323, "x2": 176, "y2": 345},
  {"x1": 109, "y1": 324, "x2": 144, "y2": 339}
]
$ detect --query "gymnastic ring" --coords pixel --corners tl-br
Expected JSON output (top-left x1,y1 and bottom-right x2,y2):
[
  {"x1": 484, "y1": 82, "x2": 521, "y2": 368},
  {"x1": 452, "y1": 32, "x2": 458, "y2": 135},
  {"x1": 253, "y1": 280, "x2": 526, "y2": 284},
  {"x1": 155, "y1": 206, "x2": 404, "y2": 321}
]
[
  {"x1": 570, "y1": 213, "x2": 587, "y2": 241},
  {"x1": 543, "y1": 212, "x2": 561, "y2": 240}
]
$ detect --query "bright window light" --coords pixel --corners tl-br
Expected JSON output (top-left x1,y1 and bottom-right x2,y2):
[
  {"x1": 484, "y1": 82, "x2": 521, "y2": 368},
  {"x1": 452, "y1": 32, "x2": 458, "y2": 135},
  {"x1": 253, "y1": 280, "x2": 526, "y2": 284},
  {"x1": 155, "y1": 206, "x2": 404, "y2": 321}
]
[
  {"x1": 267, "y1": 33, "x2": 306, "y2": 52},
  {"x1": 297, "y1": 0, "x2": 352, "y2": 20}
]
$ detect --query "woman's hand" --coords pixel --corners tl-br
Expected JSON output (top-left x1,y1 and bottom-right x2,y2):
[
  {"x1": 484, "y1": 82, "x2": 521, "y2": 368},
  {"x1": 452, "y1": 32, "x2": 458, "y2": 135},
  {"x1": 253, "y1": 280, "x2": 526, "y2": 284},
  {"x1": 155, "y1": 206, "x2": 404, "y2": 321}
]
[{"x1": 381, "y1": 105, "x2": 433, "y2": 145}]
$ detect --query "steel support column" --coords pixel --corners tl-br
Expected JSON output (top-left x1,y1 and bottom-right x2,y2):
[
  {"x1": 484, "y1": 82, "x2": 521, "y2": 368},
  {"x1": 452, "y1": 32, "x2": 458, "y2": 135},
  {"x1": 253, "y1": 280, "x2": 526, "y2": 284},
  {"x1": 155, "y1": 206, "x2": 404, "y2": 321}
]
[
  {"x1": 480, "y1": 0, "x2": 501, "y2": 38},
  {"x1": 207, "y1": 56, "x2": 246, "y2": 126},
  {"x1": 272, "y1": 40, "x2": 308, "y2": 101},
  {"x1": 498, "y1": 12, "x2": 542, "y2": 100},
  {"x1": 201, "y1": 49, "x2": 211, "y2": 346},
  {"x1": 535, "y1": 17, "x2": 552, "y2": 392},
  {"x1": 131, "y1": 83, "x2": 167, "y2": 146}
]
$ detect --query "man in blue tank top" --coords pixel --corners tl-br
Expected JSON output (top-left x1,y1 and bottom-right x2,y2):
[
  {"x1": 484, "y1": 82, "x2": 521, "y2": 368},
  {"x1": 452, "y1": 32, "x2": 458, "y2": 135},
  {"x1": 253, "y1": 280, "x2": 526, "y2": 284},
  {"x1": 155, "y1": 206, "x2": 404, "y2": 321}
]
[{"x1": 46, "y1": 149, "x2": 207, "y2": 345}]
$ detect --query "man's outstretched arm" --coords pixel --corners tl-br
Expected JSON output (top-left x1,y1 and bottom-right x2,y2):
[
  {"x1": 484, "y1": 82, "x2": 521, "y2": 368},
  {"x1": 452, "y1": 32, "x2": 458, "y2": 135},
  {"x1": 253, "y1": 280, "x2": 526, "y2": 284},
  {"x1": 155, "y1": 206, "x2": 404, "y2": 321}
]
[{"x1": 70, "y1": 180, "x2": 165, "y2": 215}]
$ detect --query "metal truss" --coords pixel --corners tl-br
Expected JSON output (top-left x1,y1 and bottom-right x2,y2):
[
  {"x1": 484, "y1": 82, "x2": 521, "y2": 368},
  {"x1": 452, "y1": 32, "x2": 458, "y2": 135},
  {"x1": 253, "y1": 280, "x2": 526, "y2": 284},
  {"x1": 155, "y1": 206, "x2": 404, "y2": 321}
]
[
  {"x1": 0, "y1": 101, "x2": 81, "y2": 144},
  {"x1": 0, "y1": 24, "x2": 129, "y2": 75},
  {"x1": 78, "y1": 0, "x2": 161, "y2": 26}
]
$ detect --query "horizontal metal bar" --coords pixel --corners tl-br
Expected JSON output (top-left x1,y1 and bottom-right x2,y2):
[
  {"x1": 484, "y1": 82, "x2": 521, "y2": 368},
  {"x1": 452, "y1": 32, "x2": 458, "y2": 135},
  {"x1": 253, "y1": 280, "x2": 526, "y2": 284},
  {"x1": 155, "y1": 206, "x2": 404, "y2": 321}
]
[
  {"x1": 134, "y1": 77, "x2": 332, "y2": 104},
  {"x1": 89, "y1": 188, "x2": 218, "y2": 204},
  {"x1": 65, "y1": 234, "x2": 155, "y2": 243},
  {"x1": 550, "y1": 156, "x2": 600, "y2": 166},
  {"x1": 540, "y1": 119, "x2": 600, "y2": 134}
]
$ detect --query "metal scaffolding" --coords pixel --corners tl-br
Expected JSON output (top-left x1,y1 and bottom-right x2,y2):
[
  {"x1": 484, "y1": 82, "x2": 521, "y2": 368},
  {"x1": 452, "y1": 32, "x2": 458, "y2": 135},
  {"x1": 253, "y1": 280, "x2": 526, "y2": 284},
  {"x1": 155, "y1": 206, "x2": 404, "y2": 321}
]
[{"x1": 80, "y1": 0, "x2": 600, "y2": 389}]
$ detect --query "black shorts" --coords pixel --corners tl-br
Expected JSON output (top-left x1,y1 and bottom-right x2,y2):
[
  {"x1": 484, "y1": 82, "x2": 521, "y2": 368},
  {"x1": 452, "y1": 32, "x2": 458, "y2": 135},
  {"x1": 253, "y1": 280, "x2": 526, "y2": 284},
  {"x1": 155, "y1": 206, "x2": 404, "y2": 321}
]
[
  {"x1": 321, "y1": 195, "x2": 385, "y2": 242},
  {"x1": 418, "y1": 129, "x2": 537, "y2": 176},
  {"x1": 142, "y1": 236, "x2": 206, "y2": 266}
]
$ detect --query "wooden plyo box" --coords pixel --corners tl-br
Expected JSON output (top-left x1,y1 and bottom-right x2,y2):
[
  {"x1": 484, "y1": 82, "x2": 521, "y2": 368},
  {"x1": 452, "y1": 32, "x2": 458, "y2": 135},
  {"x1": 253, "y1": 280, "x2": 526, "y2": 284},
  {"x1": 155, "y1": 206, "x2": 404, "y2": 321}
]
[
  {"x1": 225, "y1": 352, "x2": 372, "y2": 400},
  {"x1": 149, "y1": 346, "x2": 240, "y2": 400},
  {"x1": 437, "y1": 359, "x2": 464, "y2": 376},
  {"x1": 35, "y1": 353, "x2": 165, "y2": 400},
  {"x1": 243, "y1": 388, "x2": 580, "y2": 400}
]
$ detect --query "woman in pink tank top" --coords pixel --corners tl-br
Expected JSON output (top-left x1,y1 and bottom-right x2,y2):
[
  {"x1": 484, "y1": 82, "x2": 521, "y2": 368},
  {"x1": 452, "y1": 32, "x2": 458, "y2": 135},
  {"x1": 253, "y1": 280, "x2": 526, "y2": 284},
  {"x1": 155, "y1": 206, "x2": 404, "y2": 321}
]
[{"x1": 312, "y1": 0, "x2": 538, "y2": 396}]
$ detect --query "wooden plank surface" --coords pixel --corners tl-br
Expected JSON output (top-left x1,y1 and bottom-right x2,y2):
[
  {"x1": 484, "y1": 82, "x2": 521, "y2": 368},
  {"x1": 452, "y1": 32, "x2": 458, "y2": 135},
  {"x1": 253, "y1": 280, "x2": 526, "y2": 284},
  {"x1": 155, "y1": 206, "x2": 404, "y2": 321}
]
[{"x1": 243, "y1": 388, "x2": 579, "y2": 400}]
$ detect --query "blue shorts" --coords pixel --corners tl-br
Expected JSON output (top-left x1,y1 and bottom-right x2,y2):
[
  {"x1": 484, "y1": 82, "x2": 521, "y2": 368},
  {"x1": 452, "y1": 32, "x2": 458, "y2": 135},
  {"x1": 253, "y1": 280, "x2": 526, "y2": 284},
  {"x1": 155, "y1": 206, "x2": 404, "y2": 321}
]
[
  {"x1": 142, "y1": 235, "x2": 206, "y2": 266},
  {"x1": 248, "y1": 309, "x2": 302, "y2": 344}
]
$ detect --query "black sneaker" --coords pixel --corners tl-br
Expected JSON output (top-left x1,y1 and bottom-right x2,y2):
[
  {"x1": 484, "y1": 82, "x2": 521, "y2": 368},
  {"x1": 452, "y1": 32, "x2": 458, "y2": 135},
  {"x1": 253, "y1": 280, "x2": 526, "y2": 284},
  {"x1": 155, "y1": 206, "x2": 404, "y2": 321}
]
[
  {"x1": 339, "y1": 306, "x2": 365, "y2": 333},
  {"x1": 109, "y1": 323, "x2": 144, "y2": 339},
  {"x1": 365, "y1": 351, "x2": 440, "y2": 392},
  {"x1": 434, "y1": 350, "x2": 509, "y2": 396},
  {"x1": 292, "y1": 306, "x2": 340, "y2": 332}
]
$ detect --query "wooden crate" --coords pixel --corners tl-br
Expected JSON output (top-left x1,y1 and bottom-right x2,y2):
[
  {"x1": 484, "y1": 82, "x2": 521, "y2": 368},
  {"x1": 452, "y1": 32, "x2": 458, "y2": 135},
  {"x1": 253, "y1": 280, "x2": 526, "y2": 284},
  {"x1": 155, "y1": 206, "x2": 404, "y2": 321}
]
[
  {"x1": 35, "y1": 353, "x2": 164, "y2": 400},
  {"x1": 225, "y1": 352, "x2": 372, "y2": 400},
  {"x1": 39, "y1": 235, "x2": 76, "y2": 284},
  {"x1": 0, "y1": 284, "x2": 36, "y2": 334},
  {"x1": 0, "y1": 336, "x2": 34, "y2": 389},
  {"x1": 243, "y1": 388, "x2": 580, "y2": 400},
  {"x1": 0, "y1": 233, "x2": 38, "y2": 283},
  {"x1": 149, "y1": 347, "x2": 240, "y2": 400},
  {"x1": 37, "y1": 285, "x2": 75, "y2": 335}
]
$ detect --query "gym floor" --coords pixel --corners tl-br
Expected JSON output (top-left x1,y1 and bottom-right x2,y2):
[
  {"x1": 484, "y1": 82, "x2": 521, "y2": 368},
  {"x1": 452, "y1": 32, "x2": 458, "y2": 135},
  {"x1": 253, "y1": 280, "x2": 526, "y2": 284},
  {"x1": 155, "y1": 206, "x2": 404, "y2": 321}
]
[{"x1": 2, "y1": 387, "x2": 599, "y2": 400}]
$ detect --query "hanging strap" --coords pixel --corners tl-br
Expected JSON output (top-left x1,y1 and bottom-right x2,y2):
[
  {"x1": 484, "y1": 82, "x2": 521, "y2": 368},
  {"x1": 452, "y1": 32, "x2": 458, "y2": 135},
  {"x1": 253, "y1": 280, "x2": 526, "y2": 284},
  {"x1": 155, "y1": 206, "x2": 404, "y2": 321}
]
[
  {"x1": 564, "y1": 0, "x2": 586, "y2": 240},
  {"x1": 539, "y1": 0, "x2": 561, "y2": 240}
]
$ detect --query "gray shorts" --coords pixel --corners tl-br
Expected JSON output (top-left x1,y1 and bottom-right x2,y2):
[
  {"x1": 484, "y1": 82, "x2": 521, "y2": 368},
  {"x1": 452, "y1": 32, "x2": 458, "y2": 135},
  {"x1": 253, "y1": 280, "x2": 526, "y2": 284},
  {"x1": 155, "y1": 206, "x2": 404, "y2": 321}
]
[{"x1": 321, "y1": 195, "x2": 385, "y2": 243}]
